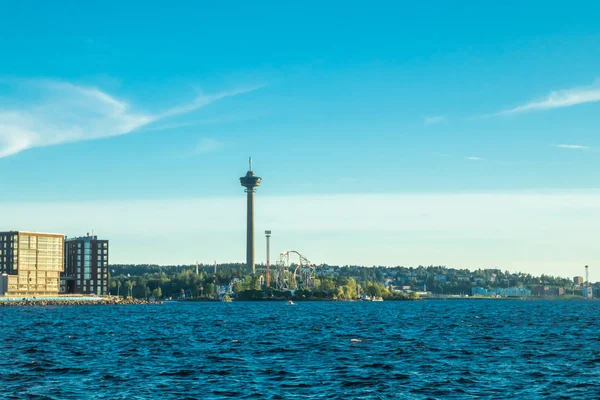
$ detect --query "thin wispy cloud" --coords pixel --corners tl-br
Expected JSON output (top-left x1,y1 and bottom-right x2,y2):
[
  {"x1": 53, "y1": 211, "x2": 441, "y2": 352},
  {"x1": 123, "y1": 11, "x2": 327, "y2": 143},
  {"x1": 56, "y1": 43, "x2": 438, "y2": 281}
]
[
  {"x1": 424, "y1": 115, "x2": 446, "y2": 126},
  {"x1": 155, "y1": 85, "x2": 262, "y2": 120},
  {"x1": 142, "y1": 111, "x2": 269, "y2": 133},
  {"x1": 465, "y1": 156, "x2": 484, "y2": 161},
  {"x1": 195, "y1": 138, "x2": 224, "y2": 154},
  {"x1": 492, "y1": 81, "x2": 600, "y2": 116},
  {"x1": 554, "y1": 144, "x2": 591, "y2": 150},
  {"x1": 0, "y1": 79, "x2": 262, "y2": 158}
]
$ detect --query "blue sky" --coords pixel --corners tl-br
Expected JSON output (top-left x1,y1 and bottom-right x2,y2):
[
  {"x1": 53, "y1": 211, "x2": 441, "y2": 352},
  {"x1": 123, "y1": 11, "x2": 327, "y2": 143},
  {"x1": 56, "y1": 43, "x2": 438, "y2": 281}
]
[{"x1": 0, "y1": 1, "x2": 599, "y2": 277}]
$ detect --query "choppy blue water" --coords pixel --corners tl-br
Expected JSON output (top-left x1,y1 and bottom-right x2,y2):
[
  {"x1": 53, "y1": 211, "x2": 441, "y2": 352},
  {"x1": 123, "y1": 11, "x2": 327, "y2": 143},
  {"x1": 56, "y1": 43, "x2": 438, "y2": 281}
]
[{"x1": 1, "y1": 300, "x2": 599, "y2": 399}]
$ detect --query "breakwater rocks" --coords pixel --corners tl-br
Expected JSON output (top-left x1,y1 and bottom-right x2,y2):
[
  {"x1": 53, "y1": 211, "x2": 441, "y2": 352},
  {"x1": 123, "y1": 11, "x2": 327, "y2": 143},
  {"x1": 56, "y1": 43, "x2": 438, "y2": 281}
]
[{"x1": 0, "y1": 298, "x2": 160, "y2": 307}]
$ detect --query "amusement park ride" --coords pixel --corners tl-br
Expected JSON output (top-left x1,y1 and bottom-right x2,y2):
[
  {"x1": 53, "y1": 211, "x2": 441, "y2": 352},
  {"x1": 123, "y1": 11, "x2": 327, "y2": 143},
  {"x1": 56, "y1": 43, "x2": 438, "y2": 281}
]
[{"x1": 260, "y1": 250, "x2": 317, "y2": 291}]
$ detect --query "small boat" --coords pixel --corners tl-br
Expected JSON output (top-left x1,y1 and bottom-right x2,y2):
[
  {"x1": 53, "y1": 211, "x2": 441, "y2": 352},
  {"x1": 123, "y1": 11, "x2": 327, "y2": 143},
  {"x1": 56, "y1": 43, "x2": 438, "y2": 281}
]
[{"x1": 287, "y1": 300, "x2": 295, "y2": 305}]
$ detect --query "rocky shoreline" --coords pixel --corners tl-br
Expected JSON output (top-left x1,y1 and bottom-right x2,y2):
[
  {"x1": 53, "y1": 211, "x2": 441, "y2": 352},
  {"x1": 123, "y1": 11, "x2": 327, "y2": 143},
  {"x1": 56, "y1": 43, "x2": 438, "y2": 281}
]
[{"x1": 0, "y1": 298, "x2": 160, "y2": 307}]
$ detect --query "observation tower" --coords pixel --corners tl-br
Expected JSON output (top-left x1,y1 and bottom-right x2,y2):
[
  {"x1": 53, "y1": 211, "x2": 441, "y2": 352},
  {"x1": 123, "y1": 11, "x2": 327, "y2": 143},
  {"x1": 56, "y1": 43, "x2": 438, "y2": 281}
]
[{"x1": 240, "y1": 158, "x2": 261, "y2": 274}]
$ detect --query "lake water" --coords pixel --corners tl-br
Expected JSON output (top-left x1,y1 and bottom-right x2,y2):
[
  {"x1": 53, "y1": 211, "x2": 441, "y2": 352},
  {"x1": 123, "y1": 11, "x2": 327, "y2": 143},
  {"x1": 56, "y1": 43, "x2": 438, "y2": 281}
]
[{"x1": 1, "y1": 300, "x2": 599, "y2": 399}]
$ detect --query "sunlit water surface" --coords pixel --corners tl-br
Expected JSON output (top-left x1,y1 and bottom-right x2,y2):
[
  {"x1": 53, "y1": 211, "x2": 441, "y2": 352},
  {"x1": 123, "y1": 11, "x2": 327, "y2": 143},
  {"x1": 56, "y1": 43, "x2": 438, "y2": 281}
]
[{"x1": 1, "y1": 300, "x2": 599, "y2": 399}]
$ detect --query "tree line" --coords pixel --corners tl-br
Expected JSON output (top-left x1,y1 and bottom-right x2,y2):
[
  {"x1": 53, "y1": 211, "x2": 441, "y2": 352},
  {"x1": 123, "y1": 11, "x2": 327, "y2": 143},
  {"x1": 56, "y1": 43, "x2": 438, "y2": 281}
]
[{"x1": 107, "y1": 264, "x2": 418, "y2": 300}]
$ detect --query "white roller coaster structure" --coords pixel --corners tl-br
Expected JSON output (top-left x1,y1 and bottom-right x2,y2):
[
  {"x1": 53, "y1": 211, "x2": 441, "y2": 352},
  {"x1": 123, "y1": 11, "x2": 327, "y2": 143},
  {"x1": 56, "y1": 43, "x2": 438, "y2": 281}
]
[{"x1": 272, "y1": 250, "x2": 317, "y2": 291}]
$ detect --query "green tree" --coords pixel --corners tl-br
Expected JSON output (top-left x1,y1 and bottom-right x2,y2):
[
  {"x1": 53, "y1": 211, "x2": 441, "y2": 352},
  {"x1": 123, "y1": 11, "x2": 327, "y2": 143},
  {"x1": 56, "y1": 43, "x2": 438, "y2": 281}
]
[
  {"x1": 250, "y1": 275, "x2": 260, "y2": 290},
  {"x1": 319, "y1": 278, "x2": 335, "y2": 292},
  {"x1": 243, "y1": 276, "x2": 253, "y2": 291},
  {"x1": 343, "y1": 278, "x2": 358, "y2": 299},
  {"x1": 152, "y1": 287, "x2": 162, "y2": 298},
  {"x1": 232, "y1": 281, "x2": 243, "y2": 293},
  {"x1": 204, "y1": 283, "x2": 215, "y2": 297},
  {"x1": 126, "y1": 280, "x2": 136, "y2": 297}
]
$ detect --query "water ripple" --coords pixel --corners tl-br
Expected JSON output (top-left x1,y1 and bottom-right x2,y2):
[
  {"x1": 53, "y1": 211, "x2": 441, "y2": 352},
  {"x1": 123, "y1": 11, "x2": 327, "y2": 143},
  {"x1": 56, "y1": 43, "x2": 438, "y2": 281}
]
[{"x1": 0, "y1": 301, "x2": 599, "y2": 398}]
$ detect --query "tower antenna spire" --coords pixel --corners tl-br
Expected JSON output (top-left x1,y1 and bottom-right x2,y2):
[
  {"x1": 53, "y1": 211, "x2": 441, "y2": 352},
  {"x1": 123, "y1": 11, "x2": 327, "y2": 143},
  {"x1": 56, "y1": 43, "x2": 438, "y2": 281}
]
[{"x1": 249, "y1": 156, "x2": 252, "y2": 171}]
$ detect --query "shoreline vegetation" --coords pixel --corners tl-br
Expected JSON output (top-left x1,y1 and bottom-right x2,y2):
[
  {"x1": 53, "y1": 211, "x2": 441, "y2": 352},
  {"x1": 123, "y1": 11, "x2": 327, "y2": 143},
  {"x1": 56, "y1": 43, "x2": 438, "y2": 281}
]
[
  {"x1": 104, "y1": 263, "x2": 595, "y2": 303},
  {"x1": 6, "y1": 264, "x2": 593, "y2": 306}
]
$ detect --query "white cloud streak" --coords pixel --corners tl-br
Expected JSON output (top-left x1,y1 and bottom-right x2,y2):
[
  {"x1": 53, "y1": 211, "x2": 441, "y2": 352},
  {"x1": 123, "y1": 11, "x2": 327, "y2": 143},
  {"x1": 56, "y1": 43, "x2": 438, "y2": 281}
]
[
  {"x1": 493, "y1": 82, "x2": 600, "y2": 116},
  {"x1": 0, "y1": 79, "x2": 261, "y2": 157},
  {"x1": 465, "y1": 156, "x2": 484, "y2": 161},
  {"x1": 555, "y1": 144, "x2": 591, "y2": 150}
]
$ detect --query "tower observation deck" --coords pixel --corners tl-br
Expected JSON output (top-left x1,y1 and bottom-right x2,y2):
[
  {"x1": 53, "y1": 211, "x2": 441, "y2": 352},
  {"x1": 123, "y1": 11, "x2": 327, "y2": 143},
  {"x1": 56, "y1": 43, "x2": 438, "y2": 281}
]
[{"x1": 240, "y1": 158, "x2": 261, "y2": 274}]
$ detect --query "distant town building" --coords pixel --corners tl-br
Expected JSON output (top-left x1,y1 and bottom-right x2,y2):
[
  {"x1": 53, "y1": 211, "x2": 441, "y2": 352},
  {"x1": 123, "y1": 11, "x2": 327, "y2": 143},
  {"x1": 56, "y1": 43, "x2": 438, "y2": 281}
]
[
  {"x1": 495, "y1": 287, "x2": 532, "y2": 297},
  {"x1": 61, "y1": 234, "x2": 109, "y2": 295},
  {"x1": 532, "y1": 285, "x2": 547, "y2": 296},
  {"x1": 545, "y1": 287, "x2": 564, "y2": 297},
  {"x1": 0, "y1": 231, "x2": 64, "y2": 296},
  {"x1": 472, "y1": 287, "x2": 531, "y2": 297},
  {"x1": 472, "y1": 287, "x2": 489, "y2": 296},
  {"x1": 574, "y1": 276, "x2": 584, "y2": 286},
  {"x1": 583, "y1": 286, "x2": 593, "y2": 299},
  {"x1": 532, "y1": 286, "x2": 564, "y2": 296}
]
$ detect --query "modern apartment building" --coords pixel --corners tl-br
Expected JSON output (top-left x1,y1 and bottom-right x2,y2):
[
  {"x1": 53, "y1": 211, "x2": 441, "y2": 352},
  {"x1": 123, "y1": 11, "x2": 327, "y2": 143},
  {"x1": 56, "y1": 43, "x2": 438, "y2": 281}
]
[
  {"x1": 0, "y1": 231, "x2": 64, "y2": 296},
  {"x1": 62, "y1": 235, "x2": 109, "y2": 295}
]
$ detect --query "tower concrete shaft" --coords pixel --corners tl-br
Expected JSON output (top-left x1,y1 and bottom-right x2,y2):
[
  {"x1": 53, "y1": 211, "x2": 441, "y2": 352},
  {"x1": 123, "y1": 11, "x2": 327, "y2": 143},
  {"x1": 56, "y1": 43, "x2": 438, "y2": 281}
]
[
  {"x1": 240, "y1": 158, "x2": 261, "y2": 275},
  {"x1": 246, "y1": 188, "x2": 256, "y2": 274}
]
